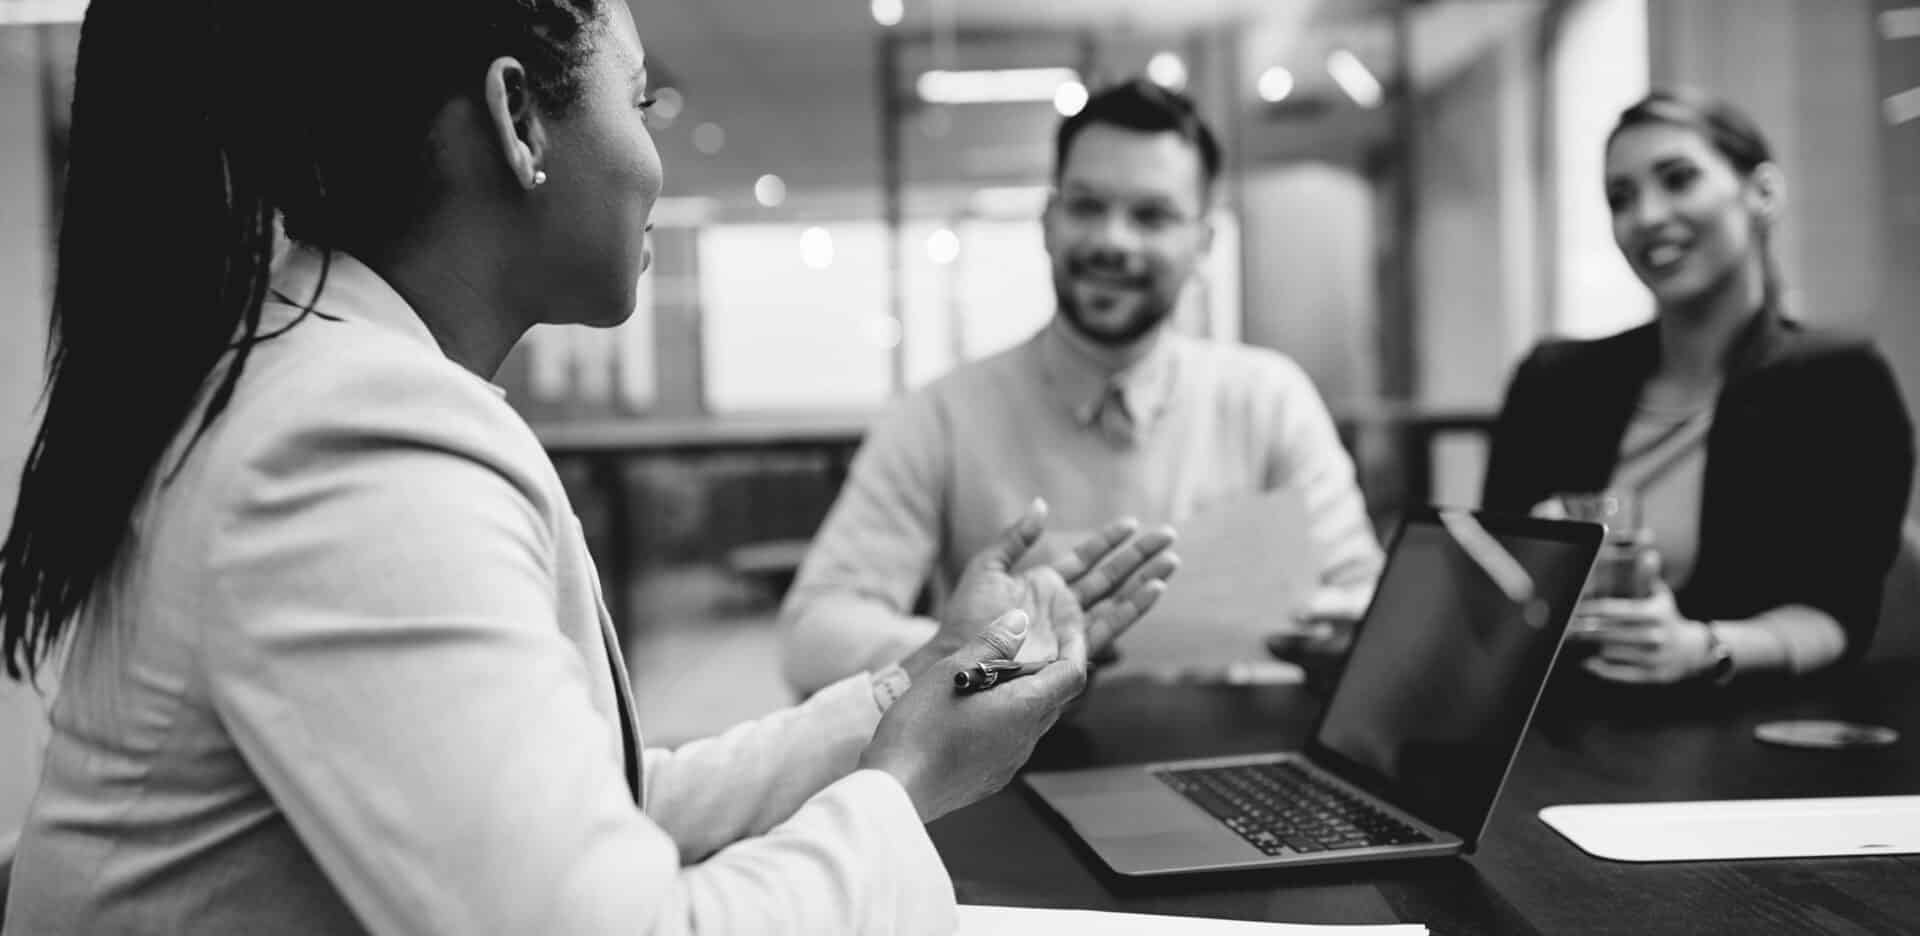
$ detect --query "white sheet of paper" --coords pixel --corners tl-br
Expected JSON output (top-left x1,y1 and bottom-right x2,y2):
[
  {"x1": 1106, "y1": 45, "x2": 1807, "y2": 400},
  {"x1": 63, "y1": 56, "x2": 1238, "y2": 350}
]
[
  {"x1": 1539, "y1": 795, "x2": 1920, "y2": 862},
  {"x1": 957, "y1": 905, "x2": 1426, "y2": 935},
  {"x1": 1097, "y1": 488, "x2": 1320, "y2": 677}
]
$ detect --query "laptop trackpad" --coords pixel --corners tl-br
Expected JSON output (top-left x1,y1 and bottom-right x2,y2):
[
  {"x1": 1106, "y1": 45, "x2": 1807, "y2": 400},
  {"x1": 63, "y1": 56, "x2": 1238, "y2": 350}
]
[
  {"x1": 1031, "y1": 768, "x2": 1226, "y2": 838},
  {"x1": 1030, "y1": 770, "x2": 1262, "y2": 874},
  {"x1": 1057, "y1": 791, "x2": 1222, "y2": 837}
]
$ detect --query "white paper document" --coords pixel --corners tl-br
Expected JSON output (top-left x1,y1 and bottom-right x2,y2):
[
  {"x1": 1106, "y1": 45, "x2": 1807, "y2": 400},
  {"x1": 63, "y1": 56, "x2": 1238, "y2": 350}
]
[
  {"x1": 1539, "y1": 795, "x2": 1920, "y2": 862},
  {"x1": 1083, "y1": 488, "x2": 1321, "y2": 677},
  {"x1": 957, "y1": 905, "x2": 1427, "y2": 935}
]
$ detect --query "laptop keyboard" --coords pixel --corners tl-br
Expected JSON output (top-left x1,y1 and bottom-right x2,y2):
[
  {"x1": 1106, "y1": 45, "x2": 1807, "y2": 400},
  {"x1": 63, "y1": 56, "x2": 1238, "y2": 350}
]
[{"x1": 1155, "y1": 761, "x2": 1432, "y2": 856}]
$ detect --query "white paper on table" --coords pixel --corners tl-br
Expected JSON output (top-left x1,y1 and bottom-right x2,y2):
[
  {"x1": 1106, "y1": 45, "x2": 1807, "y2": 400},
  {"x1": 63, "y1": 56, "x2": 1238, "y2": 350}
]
[
  {"x1": 1098, "y1": 487, "x2": 1320, "y2": 678},
  {"x1": 1538, "y1": 795, "x2": 1920, "y2": 862},
  {"x1": 957, "y1": 905, "x2": 1426, "y2": 935}
]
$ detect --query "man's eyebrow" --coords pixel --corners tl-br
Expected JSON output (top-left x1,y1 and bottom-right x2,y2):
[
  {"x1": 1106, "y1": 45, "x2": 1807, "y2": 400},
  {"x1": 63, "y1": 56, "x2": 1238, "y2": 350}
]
[{"x1": 1061, "y1": 181, "x2": 1181, "y2": 205}]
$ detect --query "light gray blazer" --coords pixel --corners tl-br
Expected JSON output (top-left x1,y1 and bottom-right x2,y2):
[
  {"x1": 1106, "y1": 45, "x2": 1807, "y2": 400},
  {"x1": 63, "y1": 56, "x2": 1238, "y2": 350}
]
[{"x1": 2, "y1": 250, "x2": 951, "y2": 935}]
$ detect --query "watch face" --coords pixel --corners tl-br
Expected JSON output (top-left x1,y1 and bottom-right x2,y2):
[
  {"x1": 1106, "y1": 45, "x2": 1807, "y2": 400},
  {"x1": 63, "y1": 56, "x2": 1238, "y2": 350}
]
[{"x1": 1702, "y1": 624, "x2": 1734, "y2": 683}]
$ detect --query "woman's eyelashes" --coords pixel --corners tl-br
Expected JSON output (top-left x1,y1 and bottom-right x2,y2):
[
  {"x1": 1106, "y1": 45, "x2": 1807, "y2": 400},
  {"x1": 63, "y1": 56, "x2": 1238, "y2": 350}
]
[
  {"x1": 1605, "y1": 163, "x2": 1702, "y2": 215},
  {"x1": 1606, "y1": 183, "x2": 1635, "y2": 214},
  {"x1": 1658, "y1": 164, "x2": 1699, "y2": 195}
]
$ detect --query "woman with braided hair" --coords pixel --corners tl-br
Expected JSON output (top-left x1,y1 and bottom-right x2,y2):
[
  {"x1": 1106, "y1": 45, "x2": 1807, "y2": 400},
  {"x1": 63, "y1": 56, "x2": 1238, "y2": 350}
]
[{"x1": 0, "y1": 2, "x2": 1176, "y2": 931}]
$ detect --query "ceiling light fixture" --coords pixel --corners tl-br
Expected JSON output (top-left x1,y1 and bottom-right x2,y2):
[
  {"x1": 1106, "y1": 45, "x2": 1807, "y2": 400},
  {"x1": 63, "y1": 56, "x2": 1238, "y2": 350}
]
[
  {"x1": 1053, "y1": 80, "x2": 1089, "y2": 117},
  {"x1": 926, "y1": 228, "x2": 960, "y2": 265},
  {"x1": 754, "y1": 174, "x2": 788, "y2": 208},
  {"x1": 651, "y1": 87, "x2": 685, "y2": 124},
  {"x1": 1147, "y1": 52, "x2": 1187, "y2": 90},
  {"x1": 917, "y1": 67, "x2": 1082, "y2": 105},
  {"x1": 1327, "y1": 49, "x2": 1383, "y2": 109},
  {"x1": 1257, "y1": 66, "x2": 1295, "y2": 104},
  {"x1": 800, "y1": 227, "x2": 836, "y2": 270}
]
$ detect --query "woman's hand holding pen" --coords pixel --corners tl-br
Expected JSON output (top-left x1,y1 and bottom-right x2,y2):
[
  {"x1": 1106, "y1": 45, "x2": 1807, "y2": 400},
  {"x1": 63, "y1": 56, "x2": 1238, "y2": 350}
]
[
  {"x1": 868, "y1": 499, "x2": 1180, "y2": 822},
  {"x1": 861, "y1": 609, "x2": 1087, "y2": 822}
]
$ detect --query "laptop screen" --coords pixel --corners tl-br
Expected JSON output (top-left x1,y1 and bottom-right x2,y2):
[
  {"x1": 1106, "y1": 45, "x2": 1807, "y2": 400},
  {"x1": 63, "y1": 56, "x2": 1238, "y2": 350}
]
[{"x1": 1308, "y1": 511, "x2": 1599, "y2": 846}]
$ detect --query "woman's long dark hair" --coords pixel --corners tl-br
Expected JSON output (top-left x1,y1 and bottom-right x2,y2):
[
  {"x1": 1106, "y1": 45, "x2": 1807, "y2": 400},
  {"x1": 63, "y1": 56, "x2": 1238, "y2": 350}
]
[
  {"x1": 1, "y1": 0, "x2": 604, "y2": 680},
  {"x1": 1609, "y1": 88, "x2": 1785, "y2": 312}
]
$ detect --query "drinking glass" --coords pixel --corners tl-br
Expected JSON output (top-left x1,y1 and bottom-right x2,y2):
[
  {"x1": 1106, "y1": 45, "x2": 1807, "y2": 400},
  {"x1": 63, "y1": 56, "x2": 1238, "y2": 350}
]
[{"x1": 1552, "y1": 491, "x2": 1662, "y2": 601}]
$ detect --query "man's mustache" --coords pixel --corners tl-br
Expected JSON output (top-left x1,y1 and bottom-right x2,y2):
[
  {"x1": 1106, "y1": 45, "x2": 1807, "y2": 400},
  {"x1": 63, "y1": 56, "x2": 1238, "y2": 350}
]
[{"x1": 1066, "y1": 253, "x2": 1150, "y2": 287}]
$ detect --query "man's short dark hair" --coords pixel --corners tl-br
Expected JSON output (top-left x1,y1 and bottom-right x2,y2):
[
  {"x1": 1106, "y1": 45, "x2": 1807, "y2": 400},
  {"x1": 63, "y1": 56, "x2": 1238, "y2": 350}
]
[{"x1": 1053, "y1": 78, "x2": 1223, "y2": 193}]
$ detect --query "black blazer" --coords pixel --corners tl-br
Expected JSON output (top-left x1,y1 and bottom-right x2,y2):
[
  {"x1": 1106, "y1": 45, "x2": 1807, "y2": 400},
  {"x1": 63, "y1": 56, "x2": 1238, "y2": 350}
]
[{"x1": 1482, "y1": 311, "x2": 1915, "y2": 663}]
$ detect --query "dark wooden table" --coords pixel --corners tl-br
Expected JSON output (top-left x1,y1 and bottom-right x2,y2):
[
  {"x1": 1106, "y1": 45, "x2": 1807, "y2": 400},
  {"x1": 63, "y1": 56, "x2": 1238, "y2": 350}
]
[{"x1": 929, "y1": 663, "x2": 1920, "y2": 935}]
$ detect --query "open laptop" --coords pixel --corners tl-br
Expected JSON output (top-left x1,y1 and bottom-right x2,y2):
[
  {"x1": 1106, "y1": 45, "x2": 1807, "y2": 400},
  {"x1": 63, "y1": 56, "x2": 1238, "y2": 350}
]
[{"x1": 1025, "y1": 507, "x2": 1602, "y2": 876}]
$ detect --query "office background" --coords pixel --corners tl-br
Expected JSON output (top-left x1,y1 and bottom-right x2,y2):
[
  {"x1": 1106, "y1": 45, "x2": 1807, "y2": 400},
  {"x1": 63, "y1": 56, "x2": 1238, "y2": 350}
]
[{"x1": 2, "y1": 0, "x2": 1918, "y2": 837}]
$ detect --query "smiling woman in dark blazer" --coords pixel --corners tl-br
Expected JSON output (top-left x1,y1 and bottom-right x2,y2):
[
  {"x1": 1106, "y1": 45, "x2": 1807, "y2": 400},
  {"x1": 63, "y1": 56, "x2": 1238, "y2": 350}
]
[{"x1": 1483, "y1": 89, "x2": 1914, "y2": 688}]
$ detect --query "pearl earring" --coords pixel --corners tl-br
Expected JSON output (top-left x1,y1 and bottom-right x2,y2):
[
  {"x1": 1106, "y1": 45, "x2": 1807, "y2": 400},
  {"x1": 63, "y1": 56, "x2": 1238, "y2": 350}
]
[{"x1": 532, "y1": 170, "x2": 549, "y2": 187}]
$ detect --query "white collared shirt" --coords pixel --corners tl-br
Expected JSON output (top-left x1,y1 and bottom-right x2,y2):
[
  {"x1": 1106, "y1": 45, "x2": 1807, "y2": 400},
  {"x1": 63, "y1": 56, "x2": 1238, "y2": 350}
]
[
  {"x1": 779, "y1": 319, "x2": 1384, "y2": 693},
  {"x1": 1036, "y1": 319, "x2": 1180, "y2": 441}
]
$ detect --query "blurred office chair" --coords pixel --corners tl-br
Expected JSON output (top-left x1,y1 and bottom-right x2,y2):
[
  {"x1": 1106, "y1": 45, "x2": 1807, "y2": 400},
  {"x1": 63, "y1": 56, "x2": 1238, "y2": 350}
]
[
  {"x1": 724, "y1": 538, "x2": 811, "y2": 605},
  {"x1": 1867, "y1": 520, "x2": 1920, "y2": 664}
]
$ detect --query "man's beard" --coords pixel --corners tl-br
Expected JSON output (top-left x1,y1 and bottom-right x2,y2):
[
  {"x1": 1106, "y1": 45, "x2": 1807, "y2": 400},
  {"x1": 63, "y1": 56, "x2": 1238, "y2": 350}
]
[
  {"x1": 1055, "y1": 280, "x2": 1175, "y2": 348},
  {"x1": 1054, "y1": 248, "x2": 1180, "y2": 346}
]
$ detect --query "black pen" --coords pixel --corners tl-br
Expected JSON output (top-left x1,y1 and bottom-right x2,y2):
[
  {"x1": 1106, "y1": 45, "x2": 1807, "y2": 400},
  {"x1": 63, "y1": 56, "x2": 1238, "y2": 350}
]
[{"x1": 953, "y1": 658, "x2": 1046, "y2": 693}]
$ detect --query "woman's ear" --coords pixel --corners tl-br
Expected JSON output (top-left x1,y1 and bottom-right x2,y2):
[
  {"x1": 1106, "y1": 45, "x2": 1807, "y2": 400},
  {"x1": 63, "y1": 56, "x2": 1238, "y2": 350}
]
[
  {"x1": 1745, "y1": 161, "x2": 1785, "y2": 227},
  {"x1": 482, "y1": 56, "x2": 549, "y2": 191}
]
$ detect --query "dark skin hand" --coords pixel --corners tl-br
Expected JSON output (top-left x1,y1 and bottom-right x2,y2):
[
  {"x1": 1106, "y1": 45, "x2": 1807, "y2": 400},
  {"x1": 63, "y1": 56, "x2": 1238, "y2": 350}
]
[{"x1": 900, "y1": 498, "x2": 1179, "y2": 682}]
